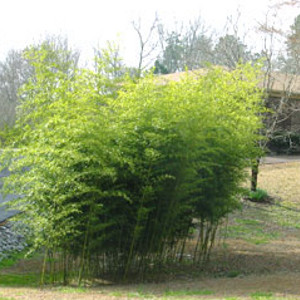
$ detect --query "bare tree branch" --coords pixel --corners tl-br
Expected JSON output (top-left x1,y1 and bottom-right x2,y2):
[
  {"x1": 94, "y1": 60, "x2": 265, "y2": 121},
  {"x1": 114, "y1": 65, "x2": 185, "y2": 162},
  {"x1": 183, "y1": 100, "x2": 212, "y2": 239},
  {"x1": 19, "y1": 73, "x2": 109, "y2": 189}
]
[{"x1": 132, "y1": 13, "x2": 160, "y2": 77}]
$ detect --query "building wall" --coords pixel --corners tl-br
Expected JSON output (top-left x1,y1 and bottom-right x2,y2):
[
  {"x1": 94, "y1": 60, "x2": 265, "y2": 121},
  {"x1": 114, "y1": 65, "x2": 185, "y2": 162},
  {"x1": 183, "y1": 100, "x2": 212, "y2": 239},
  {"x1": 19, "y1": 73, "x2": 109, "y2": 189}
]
[
  {"x1": 266, "y1": 96, "x2": 300, "y2": 133},
  {"x1": 291, "y1": 100, "x2": 300, "y2": 133}
]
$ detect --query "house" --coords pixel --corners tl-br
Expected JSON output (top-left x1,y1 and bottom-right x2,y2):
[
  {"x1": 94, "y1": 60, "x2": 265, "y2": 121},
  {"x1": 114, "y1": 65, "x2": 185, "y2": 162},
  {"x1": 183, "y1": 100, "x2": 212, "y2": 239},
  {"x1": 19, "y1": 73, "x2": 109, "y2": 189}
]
[{"x1": 161, "y1": 69, "x2": 300, "y2": 135}]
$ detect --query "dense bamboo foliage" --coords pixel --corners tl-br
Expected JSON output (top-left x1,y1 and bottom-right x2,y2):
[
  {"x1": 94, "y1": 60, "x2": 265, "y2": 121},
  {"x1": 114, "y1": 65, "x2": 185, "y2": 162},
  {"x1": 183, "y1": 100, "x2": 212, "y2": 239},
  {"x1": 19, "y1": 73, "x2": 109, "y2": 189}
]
[{"x1": 0, "y1": 47, "x2": 265, "y2": 283}]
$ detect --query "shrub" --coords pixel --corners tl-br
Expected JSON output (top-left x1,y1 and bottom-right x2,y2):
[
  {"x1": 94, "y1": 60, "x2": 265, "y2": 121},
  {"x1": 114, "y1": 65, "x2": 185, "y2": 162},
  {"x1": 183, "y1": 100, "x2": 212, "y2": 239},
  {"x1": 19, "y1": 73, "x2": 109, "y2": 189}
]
[
  {"x1": 268, "y1": 131, "x2": 300, "y2": 154},
  {"x1": 1, "y1": 47, "x2": 264, "y2": 283},
  {"x1": 248, "y1": 189, "x2": 270, "y2": 203}
]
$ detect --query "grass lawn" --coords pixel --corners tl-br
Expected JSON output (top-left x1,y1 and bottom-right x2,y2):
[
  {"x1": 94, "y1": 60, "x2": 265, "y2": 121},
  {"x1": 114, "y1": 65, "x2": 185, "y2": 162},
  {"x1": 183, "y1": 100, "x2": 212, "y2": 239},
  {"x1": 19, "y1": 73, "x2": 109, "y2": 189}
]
[{"x1": 1, "y1": 161, "x2": 300, "y2": 299}]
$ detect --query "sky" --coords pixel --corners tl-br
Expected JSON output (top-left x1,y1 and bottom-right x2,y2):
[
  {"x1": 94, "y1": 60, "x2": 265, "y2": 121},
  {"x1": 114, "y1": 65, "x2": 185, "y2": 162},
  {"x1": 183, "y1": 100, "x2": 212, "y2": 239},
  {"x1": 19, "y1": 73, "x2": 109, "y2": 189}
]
[{"x1": 0, "y1": 0, "x2": 299, "y2": 66}]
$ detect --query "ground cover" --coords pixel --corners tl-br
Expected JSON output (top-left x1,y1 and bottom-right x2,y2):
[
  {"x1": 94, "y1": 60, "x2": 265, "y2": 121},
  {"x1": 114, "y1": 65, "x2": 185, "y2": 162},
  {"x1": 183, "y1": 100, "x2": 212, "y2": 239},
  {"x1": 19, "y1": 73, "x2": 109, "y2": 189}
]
[{"x1": 1, "y1": 161, "x2": 300, "y2": 299}]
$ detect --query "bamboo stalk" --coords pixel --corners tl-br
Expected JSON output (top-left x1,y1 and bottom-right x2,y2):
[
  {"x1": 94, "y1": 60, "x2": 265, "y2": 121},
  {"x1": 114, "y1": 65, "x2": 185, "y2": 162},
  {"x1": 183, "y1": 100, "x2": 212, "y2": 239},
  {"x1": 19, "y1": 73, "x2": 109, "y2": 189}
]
[{"x1": 40, "y1": 247, "x2": 48, "y2": 287}]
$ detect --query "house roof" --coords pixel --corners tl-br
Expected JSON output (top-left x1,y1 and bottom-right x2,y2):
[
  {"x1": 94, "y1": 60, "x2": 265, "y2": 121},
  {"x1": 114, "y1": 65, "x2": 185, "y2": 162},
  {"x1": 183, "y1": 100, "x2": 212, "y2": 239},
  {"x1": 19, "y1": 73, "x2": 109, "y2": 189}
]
[
  {"x1": 159, "y1": 69, "x2": 300, "y2": 99},
  {"x1": 263, "y1": 72, "x2": 300, "y2": 98}
]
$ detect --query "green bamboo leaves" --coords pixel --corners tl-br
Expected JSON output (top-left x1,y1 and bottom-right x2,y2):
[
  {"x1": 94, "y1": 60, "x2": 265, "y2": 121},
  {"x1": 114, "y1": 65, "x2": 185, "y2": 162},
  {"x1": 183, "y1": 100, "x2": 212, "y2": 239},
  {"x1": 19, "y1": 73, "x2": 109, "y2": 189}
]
[{"x1": 1, "y1": 46, "x2": 264, "y2": 282}]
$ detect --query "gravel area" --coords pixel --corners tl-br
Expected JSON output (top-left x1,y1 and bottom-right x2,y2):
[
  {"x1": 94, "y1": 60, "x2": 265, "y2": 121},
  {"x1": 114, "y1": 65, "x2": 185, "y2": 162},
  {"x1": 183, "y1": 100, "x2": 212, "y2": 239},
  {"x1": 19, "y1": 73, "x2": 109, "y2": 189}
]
[{"x1": 0, "y1": 222, "x2": 27, "y2": 261}]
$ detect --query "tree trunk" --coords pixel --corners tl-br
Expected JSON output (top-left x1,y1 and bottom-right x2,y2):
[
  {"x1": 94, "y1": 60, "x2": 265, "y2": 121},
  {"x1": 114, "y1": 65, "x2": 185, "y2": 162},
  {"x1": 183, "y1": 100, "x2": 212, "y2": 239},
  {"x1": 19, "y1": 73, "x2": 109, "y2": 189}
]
[{"x1": 251, "y1": 157, "x2": 260, "y2": 191}]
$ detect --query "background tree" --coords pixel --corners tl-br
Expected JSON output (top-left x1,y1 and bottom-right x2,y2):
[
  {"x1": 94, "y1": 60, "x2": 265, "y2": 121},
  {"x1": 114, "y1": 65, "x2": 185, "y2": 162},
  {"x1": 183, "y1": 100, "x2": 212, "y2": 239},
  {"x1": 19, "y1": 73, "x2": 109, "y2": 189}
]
[
  {"x1": 0, "y1": 50, "x2": 33, "y2": 128},
  {"x1": 213, "y1": 34, "x2": 256, "y2": 68},
  {"x1": 16, "y1": 35, "x2": 80, "y2": 125},
  {"x1": 94, "y1": 41, "x2": 125, "y2": 79},
  {"x1": 154, "y1": 31, "x2": 184, "y2": 73},
  {"x1": 132, "y1": 14, "x2": 160, "y2": 78},
  {"x1": 0, "y1": 35, "x2": 80, "y2": 130},
  {"x1": 154, "y1": 18, "x2": 214, "y2": 74},
  {"x1": 33, "y1": 34, "x2": 80, "y2": 76},
  {"x1": 279, "y1": 14, "x2": 300, "y2": 74}
]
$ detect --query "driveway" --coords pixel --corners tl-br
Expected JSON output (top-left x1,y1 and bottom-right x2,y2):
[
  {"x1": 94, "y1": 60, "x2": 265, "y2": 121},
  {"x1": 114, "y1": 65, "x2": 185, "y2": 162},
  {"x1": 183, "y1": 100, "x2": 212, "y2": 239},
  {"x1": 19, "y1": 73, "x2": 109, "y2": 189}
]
[{"x1": 262, "y1": 155, "x2": 300, "y2": 164}]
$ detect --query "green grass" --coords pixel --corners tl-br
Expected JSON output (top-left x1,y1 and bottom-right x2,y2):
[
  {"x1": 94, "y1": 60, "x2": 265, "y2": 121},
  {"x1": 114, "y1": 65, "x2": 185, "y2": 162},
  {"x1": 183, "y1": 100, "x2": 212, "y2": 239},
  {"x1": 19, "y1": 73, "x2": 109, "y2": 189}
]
[
  {"x1": 0, "y1": 251, "x2": 26, "y2": 269},
  {"x1": 109, "y1": 291, "x2": 124, "y2": 297},
  {"x1": 223, "y1": 196, "x2": 300, "y2": 246},
  {"x1": 0, "y1": 274, "x2": 39, "y2": 287},
  {"x1": 235, "y1": 218, "x2": 261, "y2": 226},
  {"x1": 225, "y1": 222, "x2": 279, "y2": 245},
  {"x1": 220, "y1": 195, "x2": 300, "y2": 246},
  {"x1": 250, "y1": 291, "x2": 273, "y2": 299},
  {"x1": 268, "y1": 206, "x2": 300, "y2": 229}
]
